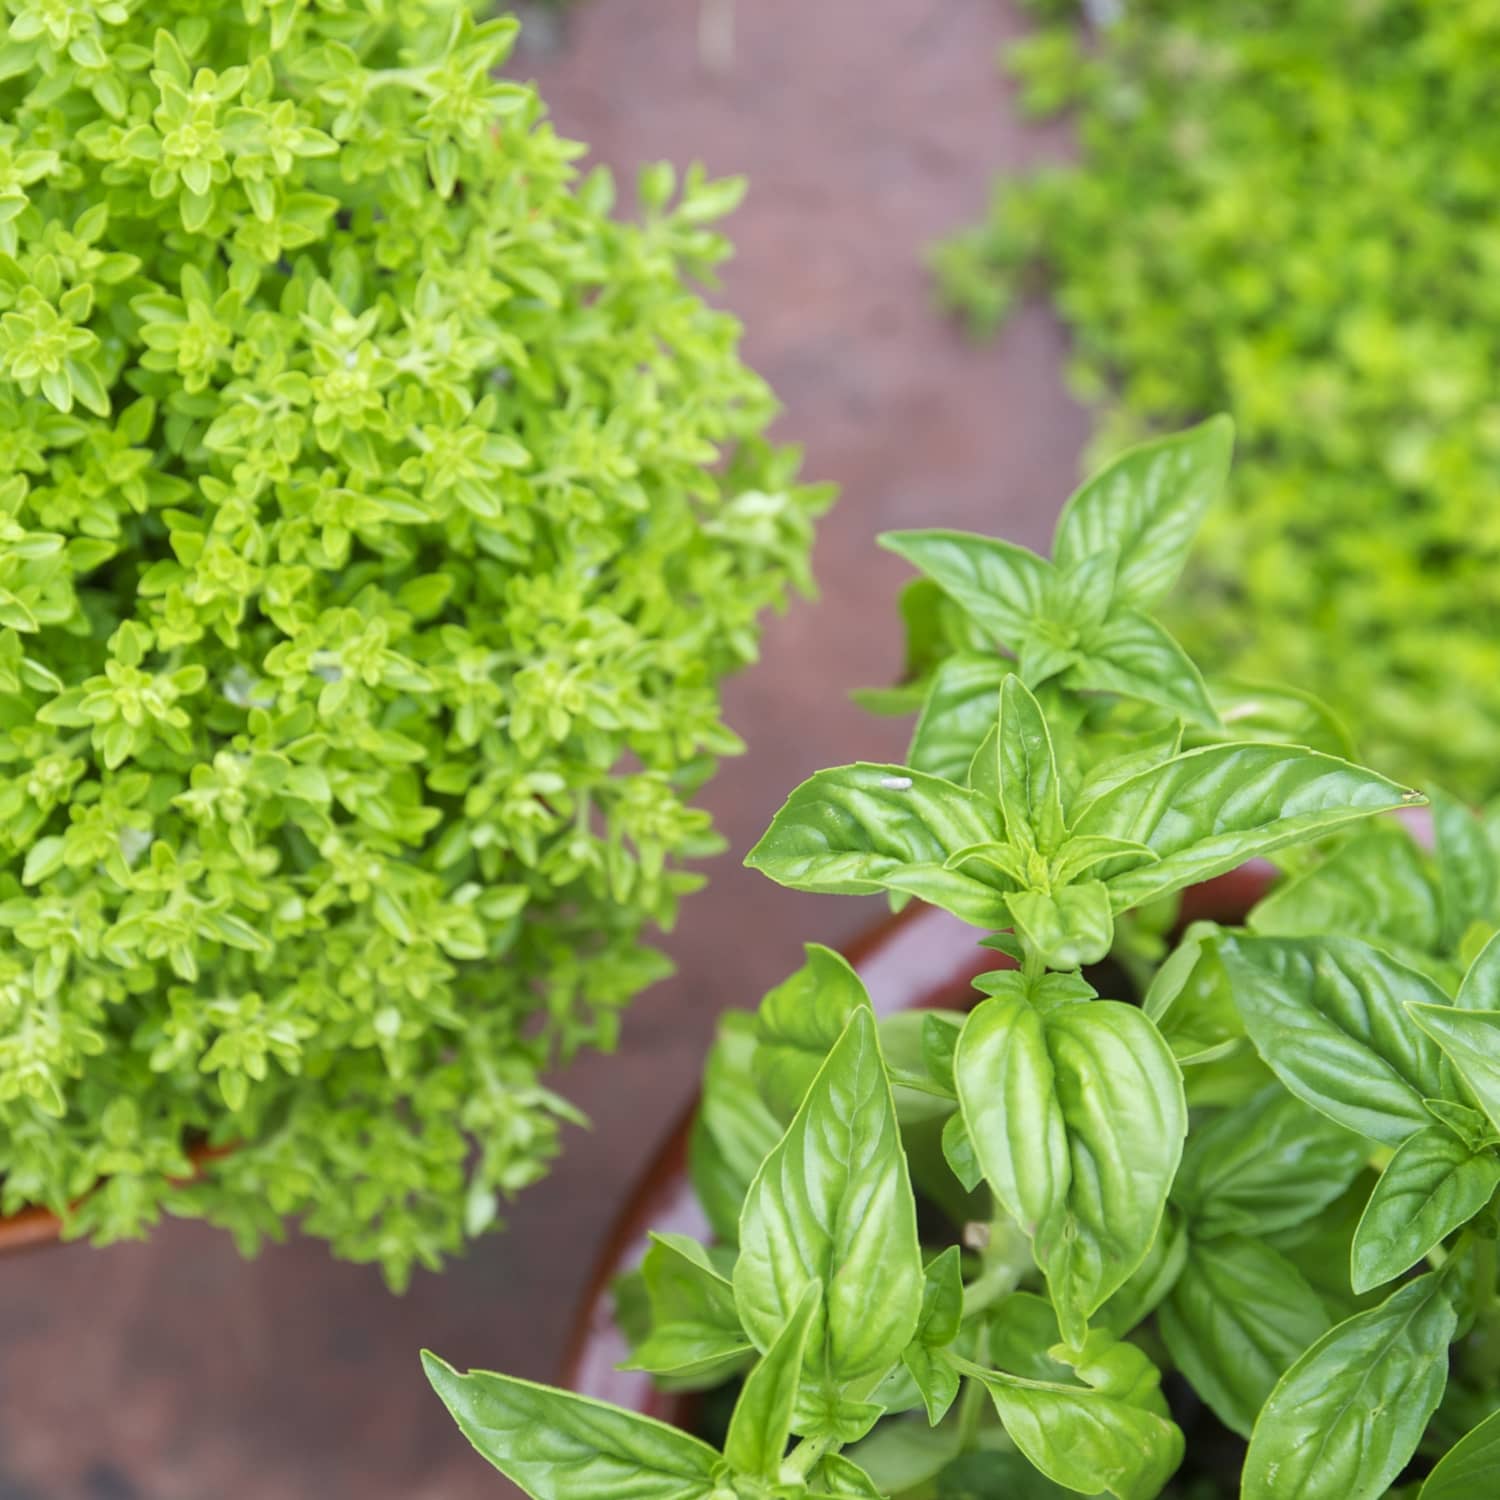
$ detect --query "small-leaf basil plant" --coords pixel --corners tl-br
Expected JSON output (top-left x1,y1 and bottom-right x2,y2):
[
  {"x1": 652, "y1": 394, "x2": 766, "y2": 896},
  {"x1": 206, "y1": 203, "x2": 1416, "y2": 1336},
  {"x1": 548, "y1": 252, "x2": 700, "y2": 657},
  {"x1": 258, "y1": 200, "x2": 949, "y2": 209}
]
[{"x1": 426, "y1": 419, "x2": 1500, "y2": 1499}]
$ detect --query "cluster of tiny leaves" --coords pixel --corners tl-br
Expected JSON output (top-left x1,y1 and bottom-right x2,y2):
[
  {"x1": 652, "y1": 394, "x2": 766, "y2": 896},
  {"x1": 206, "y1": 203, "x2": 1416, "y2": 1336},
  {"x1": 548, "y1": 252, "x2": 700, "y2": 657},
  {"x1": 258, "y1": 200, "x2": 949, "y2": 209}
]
[
  {"x1": 0, "y1": 0, "x2": 828, "y2": 1286},
  {"x1": 933, "y1": 0, "x2": 1500, "y2": 801}
]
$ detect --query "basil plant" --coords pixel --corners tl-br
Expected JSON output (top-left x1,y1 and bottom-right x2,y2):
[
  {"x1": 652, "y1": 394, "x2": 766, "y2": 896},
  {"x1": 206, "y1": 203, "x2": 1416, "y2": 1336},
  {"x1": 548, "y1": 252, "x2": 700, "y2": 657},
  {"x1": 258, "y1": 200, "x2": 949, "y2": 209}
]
[{"x1": 427, "y1": 423, "x2": 1500, "y2": 1498}]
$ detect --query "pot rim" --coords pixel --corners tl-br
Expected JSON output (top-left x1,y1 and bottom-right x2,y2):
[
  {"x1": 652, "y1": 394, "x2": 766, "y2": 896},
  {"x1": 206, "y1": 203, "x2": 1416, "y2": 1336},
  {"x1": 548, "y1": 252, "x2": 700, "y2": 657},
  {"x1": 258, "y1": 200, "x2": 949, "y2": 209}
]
[{"x1": 0, "y1": 1141, "x2": 233, "y2": 1259}]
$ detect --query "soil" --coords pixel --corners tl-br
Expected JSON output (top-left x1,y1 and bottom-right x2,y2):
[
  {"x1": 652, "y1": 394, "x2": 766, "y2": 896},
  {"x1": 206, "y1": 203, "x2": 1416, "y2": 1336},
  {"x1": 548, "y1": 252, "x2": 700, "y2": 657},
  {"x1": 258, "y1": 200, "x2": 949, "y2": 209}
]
[{"x1": 0, "y1": 3, "x2": 1086, "y2": 1496}]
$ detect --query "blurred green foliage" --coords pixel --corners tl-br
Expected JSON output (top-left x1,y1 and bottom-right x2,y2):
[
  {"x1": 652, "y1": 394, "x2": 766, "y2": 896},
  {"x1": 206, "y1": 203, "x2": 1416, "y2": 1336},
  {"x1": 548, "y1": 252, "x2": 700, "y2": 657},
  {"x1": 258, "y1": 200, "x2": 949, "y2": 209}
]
[
  {"x1": 0, "y1": 0, "x2": 828, "y2": 1286},
  {"x1": 934, "y1": 0, "x2": 1500, "y2": 800}
]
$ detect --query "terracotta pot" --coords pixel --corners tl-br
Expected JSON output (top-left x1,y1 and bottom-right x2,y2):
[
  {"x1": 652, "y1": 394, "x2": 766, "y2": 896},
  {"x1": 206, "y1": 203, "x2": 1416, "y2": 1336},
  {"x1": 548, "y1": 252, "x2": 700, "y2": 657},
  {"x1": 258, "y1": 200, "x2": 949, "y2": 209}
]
[
  {"x1": 559, "y1": 863, "x2": 1275, "y2": 1421},
  {"x1": 0, "y1": 1141, "x2": 232, "y2": 1259}
]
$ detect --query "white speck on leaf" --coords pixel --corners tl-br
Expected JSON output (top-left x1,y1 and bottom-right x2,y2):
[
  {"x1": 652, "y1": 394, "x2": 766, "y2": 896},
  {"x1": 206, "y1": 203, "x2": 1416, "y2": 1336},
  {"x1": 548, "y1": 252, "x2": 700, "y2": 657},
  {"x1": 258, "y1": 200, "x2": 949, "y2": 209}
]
[{"x1": 880, "y1": 775, "x2": 913, "y2": 791}]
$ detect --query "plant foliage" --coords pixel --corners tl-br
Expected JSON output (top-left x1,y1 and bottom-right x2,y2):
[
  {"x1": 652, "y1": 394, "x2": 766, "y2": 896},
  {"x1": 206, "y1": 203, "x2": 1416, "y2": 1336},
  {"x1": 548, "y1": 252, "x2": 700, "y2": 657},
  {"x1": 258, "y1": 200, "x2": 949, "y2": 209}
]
[
  {"x1": 428, "y1": 426, "x2": 1500, "y2": 1495},
  {"x1": 933, "y1": 0, "x2": 1500, "y2": 801},
  {"x1": 0, "y1": 0, "x2": 828, "y2": 1286}
]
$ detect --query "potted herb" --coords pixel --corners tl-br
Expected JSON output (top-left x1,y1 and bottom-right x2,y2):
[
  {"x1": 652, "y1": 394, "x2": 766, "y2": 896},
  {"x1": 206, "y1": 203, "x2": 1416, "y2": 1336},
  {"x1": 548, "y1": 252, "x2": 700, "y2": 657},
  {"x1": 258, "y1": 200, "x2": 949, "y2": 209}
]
[
  {"x1": 0, "y1": 1, "x2": 827, "y2": 1285},
  {"x1": 932, "y1": 0, "x2": 1500, "y2": 803},
  {"x1": 425, "y1": 424, "x2": 1500, "y2": 1495}
]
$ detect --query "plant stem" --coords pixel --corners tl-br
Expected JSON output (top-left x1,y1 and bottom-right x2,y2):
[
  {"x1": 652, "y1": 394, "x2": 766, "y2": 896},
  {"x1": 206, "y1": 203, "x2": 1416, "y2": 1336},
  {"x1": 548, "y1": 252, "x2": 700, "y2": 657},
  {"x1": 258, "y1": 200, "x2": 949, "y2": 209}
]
[
  {"x1": 782, "y1": 1432, "x2": 834, "y2": 1481},
  {"x1": 1021, "y1": 940, "x2": 1044, "y2": 983}
]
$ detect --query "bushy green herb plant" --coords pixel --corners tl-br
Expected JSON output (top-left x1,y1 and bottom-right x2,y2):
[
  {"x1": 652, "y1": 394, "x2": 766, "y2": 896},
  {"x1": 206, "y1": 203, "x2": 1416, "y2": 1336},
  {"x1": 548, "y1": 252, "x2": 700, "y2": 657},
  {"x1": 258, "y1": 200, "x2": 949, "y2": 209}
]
[
  {"x1": 933, "y1": 0, "x2": 1500, "y2": 801},
  {"x1": 427, "y1": 428, "x2": 1500, "y2": 1496},
  {"x1": 0, "y1": 0, "x2": 828, "y2": 1286}
]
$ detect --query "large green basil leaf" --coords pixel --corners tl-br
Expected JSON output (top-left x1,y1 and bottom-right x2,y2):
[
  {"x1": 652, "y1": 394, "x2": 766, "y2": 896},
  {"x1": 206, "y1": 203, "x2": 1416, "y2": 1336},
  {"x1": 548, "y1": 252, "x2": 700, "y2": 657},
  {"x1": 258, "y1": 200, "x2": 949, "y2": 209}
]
[
  {"x1": 1051, "y1": 415, "x2": 1233, "y2": 612},
  {"x1": 954, "y1": 987, "x2": 1068, "y2": 1243},
  {"x1": 1069, "y1": 607, "x2": 1216, "y2": 726},
  {"x1": 878, "y1": 529, "x2": 1052, "y2": 647},
  {"x1": 735, "y1": 1006, "x2": 923, "y2": 1415},
  {"x1": 966, "y1": 1363, "x2": 1183, "y2": 1500},
  {"x1": 1408, "y1": 1003, "x2": 1500, "y2": 1135},
  {"x1": 957, "y1": 993, "x2": 1186, "y2": 1348},
  {"x1": 1037, "y1": 1003, "x2": 1187, "y2": 1348},
  {"x1": 1241, "y1": 1274, "x2": 1456, "y2": 1500},
  {"x1": 1217, "y1": 934, "x2": 1453, "y2": 1146},
  {"x1": 753, "y1": 944, "x2": 869, "y2": 1122},
  {"x1": 623, "y1": 1233, "x2": 752, "y2": 1380},
  {"x1": 421, "y1": 1353, "x2": 723, "y2": 1500},
  {"x1": 1420, "y1": 1408, "x2": 1500, "y2": 1500},
  {"x1": 745, "y1": 763, "x2": 1008, "y2": 927},
  {"x1": 724, "y1": 1283, "x2": 818, "y2": 1481},
  {"x1": 1005, "y1": 881, "x2": 1114, "y2": 972},
  {"x1": 998, "y1": 676, "x2": 1066, "y2": 853},
  {"x1": 1157, "y1": 1235, "x2": 1330, "y2": 1439},
  {"x1": 902, "y1": 1245, "x2": 965, "y2": 1425},
  {"x1": 1072, "y1": 746, "x2": 1416, "y2": 911},
  {"x1": 1248, "y1": 822, "x2": 1441, "y2": 955},
  {"x1": 692, "y1": 1011, "x2": 786, "y2": 1243},
  {"x1": 1350, "y1": 1126, "x2": 1500, "y2": 1294},
  {"x1": 1171, "y1": 1084, "x2": 1369, "y2": 1240},
  {"x1": 908, "y1": 653, "x2": 1012, "y2": 784}
]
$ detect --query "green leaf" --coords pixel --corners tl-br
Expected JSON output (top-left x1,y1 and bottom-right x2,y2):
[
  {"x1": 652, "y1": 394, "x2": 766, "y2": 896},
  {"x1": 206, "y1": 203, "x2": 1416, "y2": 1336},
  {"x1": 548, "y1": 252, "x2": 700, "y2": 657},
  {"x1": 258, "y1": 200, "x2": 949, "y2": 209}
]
[
  {"x1": 1157, "y1": 1235, "x2": 1330, "y2": 1438},
  {"x1": 1006, "y1": 882, "x2": 1114, "y2": 971},
  {"x1": 735, "y1": 1006, "x2": 924, "y2": 1416},
  {"x1": 966, "y1": 1362, "x2": 1183, "y2": 1500},
  {"x1": 902, "y1": 1246, "x2": 965, "y2": 1425},
  {"x1": 421, "y1": 1353, "x2": 722, "y2": 1499},
  {"x1": 1051, "y1": 415, "x2": 1234, "y2": 611},
  {"x1": 1072, "y1": 745, "x2": 1418, "y2": 911},
  {"x1": 1242, "y1": 1274, "x2": 1456, "y2": 1500},
  {"x1": 1069, "y1": 608, "x2": 1216, "y2": 726},
  {"x1": 752, "y1": 944, "x2": 869, "y2": 1121},
  {"x1": 879, "y1": 529, "x2": 1052, "y2": 647},
  {"x1": 1036, "y1": 1003, "x2": 1186, "y2": 1347},
  {"x1": 954, "y1": 987, "x2": 1067, "y2": 1250},
  {"x1": 908, "y1": 653, "x2": 1012, "y2": 783},
  {"x1": 956, "y1": 991, "x2": 1186, "y2": 1347},
  {"x1": 997, "y1": 676, "x2": 1067, "y2": 852},
  {"x1": 941, "y1": 1108, "x2": 983, "y2": 1192},
  {"x1": 745, "y1": 763, "x2": 1008, "y2": 928},
  {"x1": 808, "y1": 1453, "x2": 885, "y2": 1498},
  {"x1": 1420, "y1": 1408, "x2": 1500, "y2": 1500},
  {"x1": 1217, "y1": 934, "x2": 1455, "y2": 1146},
  {"x1": 1095, "y1": 1206, "x2": 1188, "y2": 1335},
  {"x1": 1172, "y1": 1085, "x2": 1369, "y2": 1239},
  {"x1": 21, "y1": 835, "x2": 66, "y2": 885},
  {"x1": 1432, "y1": 787, "x2": 1498, "y2": 947},
  {"x1": 692, "y1": 1013, "x2": 785, "y2": 1244},
  {"x1": 1407, "y1": 1004, "x2": 1500, "y2": 1136},
  {"x1": 724, "y1": 1283, "x2": 819, "y2": 1481},
  {"x1": 1249, "y1": 821, "x2": 1442, "y2": 955},
  {"x1": 1350, "y1": 1126, "x2": 1500, "y2": 1294},
  {"x1": 1202, "y1": 677, "x2": 1356, "y2": 761},
  {"x1": 1457, "y1": 931, "x2": 1500, "y2": 1011},
  {"x1": 622, "y1": 1233, "x2": 752, "y2": 1380},
  {"x1": 1142, "y1": 921, "x2": 1246, "y2": 1067}
]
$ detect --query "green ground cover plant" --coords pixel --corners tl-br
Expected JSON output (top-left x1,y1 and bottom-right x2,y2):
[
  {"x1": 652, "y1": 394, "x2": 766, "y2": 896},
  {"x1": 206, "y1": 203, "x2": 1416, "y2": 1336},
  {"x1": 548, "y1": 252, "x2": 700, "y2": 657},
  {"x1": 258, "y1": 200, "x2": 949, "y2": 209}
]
[
  {"x1": 933, "y1": 0, "x2": 1500, "y2": 802},
  {"x1": 427, "y1": 426, "x2": 1500, "y2": 1496},
  {"x1": 0, "y1": 0, "x2": 828, "y2": 1286}
]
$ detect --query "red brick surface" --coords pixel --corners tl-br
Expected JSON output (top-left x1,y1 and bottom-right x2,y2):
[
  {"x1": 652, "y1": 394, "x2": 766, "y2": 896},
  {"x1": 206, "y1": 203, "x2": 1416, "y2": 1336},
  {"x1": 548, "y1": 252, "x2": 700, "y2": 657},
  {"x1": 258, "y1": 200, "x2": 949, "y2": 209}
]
[{"x1": 0, "y1": 3, "x2": 1085, "y2": 1494}]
